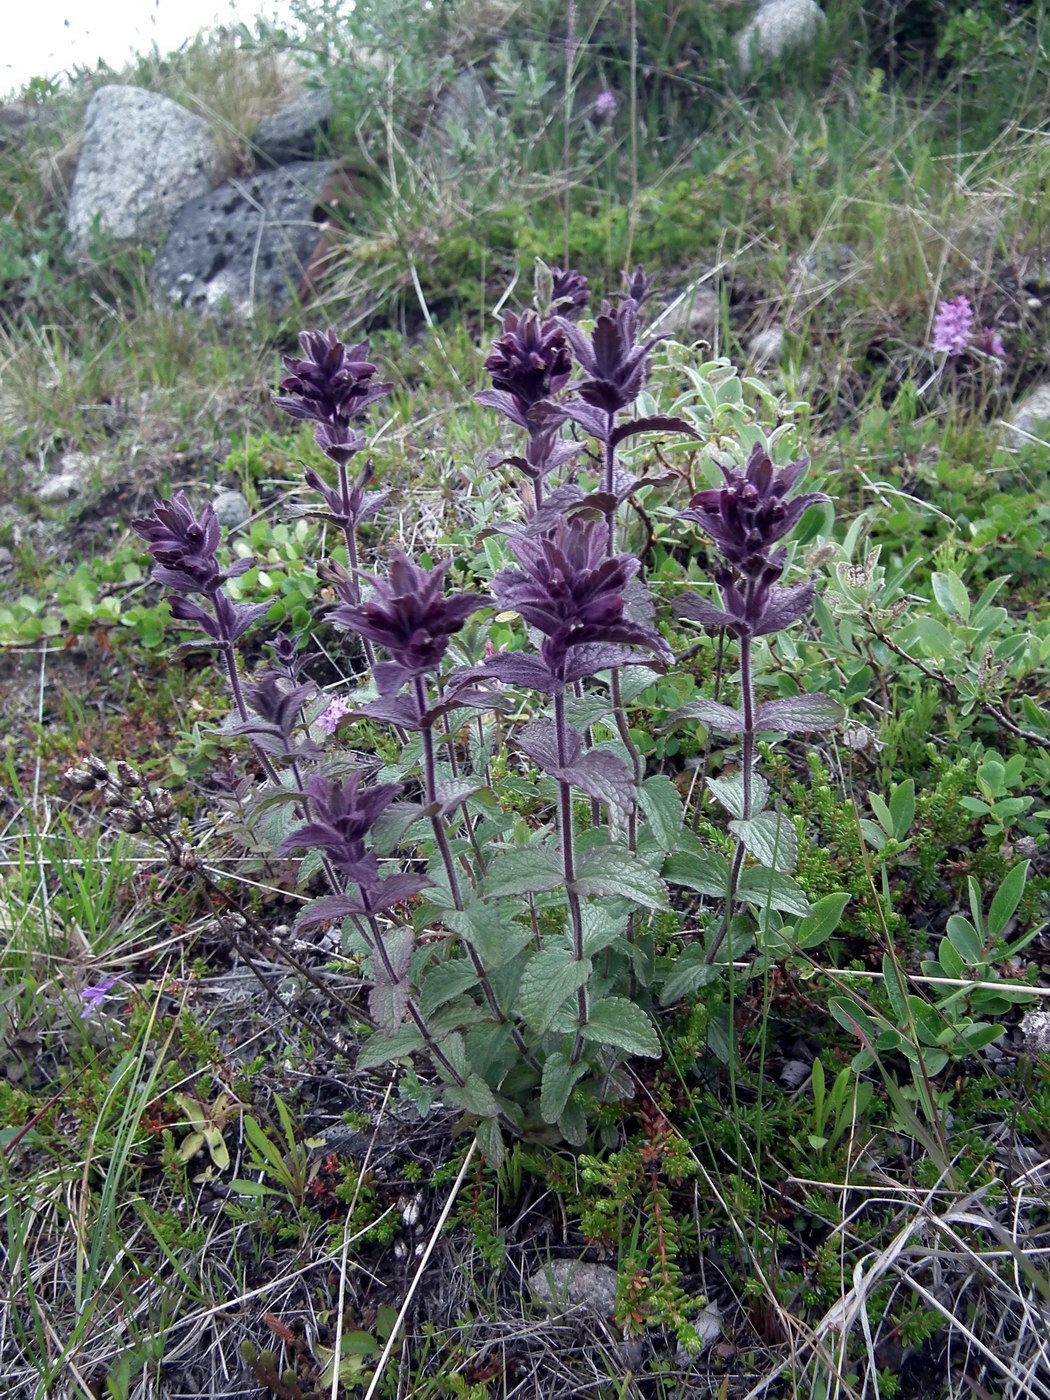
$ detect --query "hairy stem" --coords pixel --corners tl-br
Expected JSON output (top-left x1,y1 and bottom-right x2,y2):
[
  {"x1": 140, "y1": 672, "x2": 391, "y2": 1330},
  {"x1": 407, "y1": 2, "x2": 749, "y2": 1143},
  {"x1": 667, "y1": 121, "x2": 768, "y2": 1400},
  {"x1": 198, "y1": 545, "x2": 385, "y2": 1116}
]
[
  {"x1": 706, "y1": 618, "x2": 756, "y2": 966},
  {"x1": 556, "y1": 688, "x2": 589, "y2": 1062}
]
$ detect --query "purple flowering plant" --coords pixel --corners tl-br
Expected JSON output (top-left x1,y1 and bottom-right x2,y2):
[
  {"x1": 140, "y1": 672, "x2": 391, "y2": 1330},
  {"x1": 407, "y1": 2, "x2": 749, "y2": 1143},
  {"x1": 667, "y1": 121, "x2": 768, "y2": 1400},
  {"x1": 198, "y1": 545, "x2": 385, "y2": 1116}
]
[{"x1": 102, "y1": 264, "x2": 846, "y2": 1155}]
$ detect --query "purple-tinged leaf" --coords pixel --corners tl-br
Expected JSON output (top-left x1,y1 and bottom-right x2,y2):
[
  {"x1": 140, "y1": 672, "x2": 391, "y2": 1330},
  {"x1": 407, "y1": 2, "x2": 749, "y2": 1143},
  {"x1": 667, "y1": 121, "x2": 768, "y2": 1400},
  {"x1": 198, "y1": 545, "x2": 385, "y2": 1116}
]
[
  {"x1": 563, "y1": 642, "x2": 663, "y2": 684},
  {"x1": 368, "y1": 872, "x2": 431, "y2": 912},
  {"x1": 516, "y1": 717, "x2": 578, "y2": 773},
  {"x1": 356, "y1": 695, "x2": 423, "y2": 729},
  {"x1": 753, "y1": 694, "x2": 846, "y2": 733},
  {"x1": 483, "y1": 652, "x2": 561, "y2": 694},
  {"x1": 561, "y1": 401, "x2": 610, "y2": 441},
  {"x1": 294, "y1": 894, "x2": 363, "y2": 930},
  {"x1": 369, "y1": 981, "x2": 410, "y2": 1031},
  {"x1": 424, "y1": 778, "x2": 490, "y2": 819},
  {"x1": 166, "y1": 596, "x2": 220, "y2": 636},
  {"x1": 674, "y1": 594, "x2": 736, "y2": 631},
  {"x1": 663, "y1": 699, "x2": 747, "y2": 734},
  {"x1": 752, "y1": 581, "x2": 816, "y2": 637},
  {"x1": 609, "y1": 414, "x2": 697, "y2": 449},
  {"x1": 226, "y1": 601, "x2": 274, "y2": 642},
  {"x1": 557, "y1": 749, "x2": 635, "y2": 829},
  {"x1": 372, "y1": 927, "x2": 414, "y2": 984},
  {"x1": 473, "y1": 388, "x2": 529, "y2": 428}
]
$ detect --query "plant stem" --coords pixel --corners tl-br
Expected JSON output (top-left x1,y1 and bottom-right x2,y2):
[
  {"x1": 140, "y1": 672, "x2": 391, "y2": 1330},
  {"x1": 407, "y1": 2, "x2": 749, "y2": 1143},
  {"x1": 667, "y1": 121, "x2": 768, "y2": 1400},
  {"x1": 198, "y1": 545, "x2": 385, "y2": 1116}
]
[
  {"x1": 706, "y1": 613, "x2": 756, "y2": 966},
  {"x1": 556, "y1": 688, "x2": 589, "y2": 1062}
]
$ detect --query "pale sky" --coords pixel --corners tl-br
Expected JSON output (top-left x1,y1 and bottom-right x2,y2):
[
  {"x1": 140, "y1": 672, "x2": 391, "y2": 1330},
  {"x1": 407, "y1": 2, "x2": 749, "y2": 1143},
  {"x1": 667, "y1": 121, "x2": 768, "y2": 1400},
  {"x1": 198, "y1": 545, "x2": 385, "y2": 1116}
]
[{"x1": 2, "y1": 1, "x2": 301, "y2": 99}]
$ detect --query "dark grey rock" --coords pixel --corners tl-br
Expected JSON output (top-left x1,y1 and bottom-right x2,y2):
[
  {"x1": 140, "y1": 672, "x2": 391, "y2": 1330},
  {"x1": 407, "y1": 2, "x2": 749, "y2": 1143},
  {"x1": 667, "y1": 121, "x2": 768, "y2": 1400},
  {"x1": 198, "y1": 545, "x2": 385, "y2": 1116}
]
[
  {"x1": 530, "y1": 1260, "x2": 618, "y2": 1318},
  {"x1": 251, "y1": 89, "x2": 332, "y2": 165},
  {"x1": 151, "y1": 161, "x2": 336, "y2": 320},
  {"x1": 212, "y1": 490, "x2": 250, "y2": 529},
  {"x1": 68, "y1": 86, "x2": 217, "y2": 253}
]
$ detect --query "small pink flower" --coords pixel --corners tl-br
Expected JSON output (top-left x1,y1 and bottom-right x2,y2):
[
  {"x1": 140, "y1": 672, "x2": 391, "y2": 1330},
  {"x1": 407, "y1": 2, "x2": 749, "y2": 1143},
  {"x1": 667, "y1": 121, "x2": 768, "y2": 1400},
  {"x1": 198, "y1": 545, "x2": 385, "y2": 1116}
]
[
  {"x1": 593, "y1": 89, "x2": 618, "y2": 120},
  {"x1": 932, "y1": 295, "x2": 974, "y2": 355},
  {"x1": 974, "y1": 326, "x2": 1005, "y2": 358},
  {"x1": 79, "y1": 975, "x2": 125, "y2": 1018},
  {"x1": 317, "y1": 696, "x2": 353, "y2": 735}
]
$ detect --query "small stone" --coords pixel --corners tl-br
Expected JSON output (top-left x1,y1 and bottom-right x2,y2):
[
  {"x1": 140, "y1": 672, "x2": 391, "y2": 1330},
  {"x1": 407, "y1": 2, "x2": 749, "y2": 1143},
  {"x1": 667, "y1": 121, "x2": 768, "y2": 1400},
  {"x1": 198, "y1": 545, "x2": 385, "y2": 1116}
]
[
  {"x1": 1020, "y1": 1009, "x2": 1050, "y2": 1055},
  {"x1": 780, "y1": 1058, "x2": 811, "y2": 1090},
  {"x1": 675, "y1": 1303, "x2": 723, "y2": 1364},
  {"x1": 0, "y1": 547, "x2": 11, "y2": 569},
  {"x1": 530, "y1": 1260, "x2": 618, "y2": 1318},
  {"x1": 748, "y1": 325, "x2": 784, "y2": 368},
  {"x1": 252, "y1": 88, "x2": 332, "y2": 164},
  {"x1": 212, "y1": 490, "x2": 250, "y2": 529},
  {"x1": 39, "y1": 473, "x2": 83, "y2": 504}
]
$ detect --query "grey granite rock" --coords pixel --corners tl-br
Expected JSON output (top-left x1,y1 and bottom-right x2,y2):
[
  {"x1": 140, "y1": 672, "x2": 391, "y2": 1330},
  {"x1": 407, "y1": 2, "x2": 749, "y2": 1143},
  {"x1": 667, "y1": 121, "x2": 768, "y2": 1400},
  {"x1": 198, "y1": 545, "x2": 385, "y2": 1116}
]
[
  {"x1": 67, "y1": 86, "x2": 218, "y2": 254},
  {"x1": 151, "y1": 161, "x2": 335, "y2": 320},
  {"x1": 212, "y1": 490, "x2": 250, "y2": 529},
  {"x1": 737, "y1": 0, "x2": 826, "y2": 73},
  {"x1": 530, "y1": 1259, "x2": 618, "y2": 1318},
  {"x1": 1007, "y1": 382, "x2": 1050, "y2": 440},
  {"x1": 748, "y1": 324, "x2": 784, "y2": 367},
  {"x1": 37, "y1": 450, "x2": 99, "y2": 504},
  {"x1": 252, "y1": 89, "x2": 332, "y2": 165}
]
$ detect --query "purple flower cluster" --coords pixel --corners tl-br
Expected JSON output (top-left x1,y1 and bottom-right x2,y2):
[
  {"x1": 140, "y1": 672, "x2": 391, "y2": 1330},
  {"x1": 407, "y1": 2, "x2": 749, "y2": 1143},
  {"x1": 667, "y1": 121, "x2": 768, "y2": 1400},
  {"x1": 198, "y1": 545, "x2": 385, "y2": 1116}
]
[
  {"x1": 275, "y1": 328, "x2": 393, "y2": 466},
  {"x1": 677, "y1": 444, "x2": 828, "y2": 638},
  {"x1": 932, "y1": 296, "x2": 1004, "y2": 359}
]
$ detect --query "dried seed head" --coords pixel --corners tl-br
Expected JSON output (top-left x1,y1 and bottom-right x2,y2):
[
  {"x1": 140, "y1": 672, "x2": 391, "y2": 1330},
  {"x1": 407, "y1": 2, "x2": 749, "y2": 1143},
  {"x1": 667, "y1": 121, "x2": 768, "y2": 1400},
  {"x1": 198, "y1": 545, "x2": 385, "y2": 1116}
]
[
  {"x1": 112, "y1": 809, "x2": 143, "y2": 833},
  {"x1": 101, "y1": 785, "x2": 126, "y2": 809},
  {"x1": 85, "y1": 755, "x2": 110, "y2": 781},
  {"x1": 116, "y1": 761, "x2": 141, "y2": 790},
  {"x1": 173, "y1": 845, "x2": 200, "y2": 870},
  {"x1": 152, "y1": 790, "x2": 174, "y2": 819},
  {"x1": 65, "y1": 766, "x2": 99, "y2": 791}
]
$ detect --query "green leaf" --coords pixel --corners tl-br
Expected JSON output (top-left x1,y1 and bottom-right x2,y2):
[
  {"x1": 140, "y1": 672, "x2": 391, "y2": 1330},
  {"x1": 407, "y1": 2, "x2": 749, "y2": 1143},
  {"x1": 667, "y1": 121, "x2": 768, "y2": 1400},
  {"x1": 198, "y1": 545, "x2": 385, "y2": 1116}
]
[
  {"x1": 660, "y1": 945, "x2": 723, "y2": 1004},
  {"x1": 573, "y1": 847, "x2": 668, "y2": 909},
  {"x1": 912, "y1": 615, "x2": 955, "y2": 660},
  {"x1": 475, "y1": 1115, "x2": 505, "y2": 1166},
  {"x1": 519, "y1": 948, "x2": 591, "y2": 1032},
  {"x1": 579, "y1": 903, "x2": 629, "y2": 956},
  {"x1": 935, "y1": 937, "x2": 964, "y2": 980},
  {"x1": 889, "y1": 780, "x2": 916, "y2": 839},
  {"x1": 663, "y1": 850, "x2": 730, "y2": 897},
  {"x1": 945, "y1": 915, "x2": 983, "y2": 964},
  {"x1": 729, "y1": 811, "x2": 797, "y2": 872},
  {"x1": 638, "y1": 775, "x2": 685, "y2": 851},
  {"x1": 582, "y1": 997, "x2": 661, "y2": 1057},
  {"x1": 794, "y1": 891, "x2": 850, "y2": 948},
  {"x1": 706, "y1": 771, "x2": 769, "y2": 820},
  {"x1": 736, "y1": 867, "x2": 810, "y2": 915},
  {"x1": 443, "y1": 901, "x2": 533, "y2": 969},
  {"x1": 540, "y1": 1050, "x2": 588, "y2": 1123},
  {"x1": 753, "y1": 694, "x2": 846, "y2": 734},
  {"x1": 932, "y1": 569, "x2": 970, "y2": 621},
  {"x1": 958, "y1": 1022, "x2": 1005, "y2": 1051},
  {"x1": 664, "y1": 699, "x2": 746, "y2": 734},
  {"x1": 869, "y1": 792, "x2": 894, "y2": 838},
  {"x1": 356, "y1": 1026, "x2": 425, "y2": 1072},
  {"x1": 483, "y1": 846, "x2": 566, "y2": 898},
  {"x1": 829, "y1": 997, "x2": 880, "y2": 1047},
  {"x1": 443, "y1": 1074, "x2": 501, "y2": 1119},
  {"x1": 988, "y1": 860, "x2": 1029, "y2": 939},
  {"x1": 418, "y1": 960, "x2": 481, "y2": 1018},
  {"x1": 881, "y1": 955, "x2": 909, "y2": 1025}
]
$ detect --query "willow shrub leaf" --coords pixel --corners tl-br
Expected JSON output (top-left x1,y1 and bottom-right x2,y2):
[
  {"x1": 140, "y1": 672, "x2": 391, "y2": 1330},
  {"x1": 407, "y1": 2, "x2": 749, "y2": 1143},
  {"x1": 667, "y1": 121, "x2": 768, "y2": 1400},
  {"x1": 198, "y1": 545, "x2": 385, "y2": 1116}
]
[
  {"x1": 729, "y1": 811, "x2": 797, "y2": 872},
  {"x1": 583, "y1": 997, "x2": 660, "y2": 1056},
  {"x1": 519, "y1": 947, "x2": 592, "y2": 1032},
  {"x1": 572, "y1": 845, "x2": 668, "y2": 908},
  {"x1": 988, "y1": 860, "x2": 1028, "y2": 939},
  {"x1": 795, "y1": 891, "x2": 851, "y2": 948}
]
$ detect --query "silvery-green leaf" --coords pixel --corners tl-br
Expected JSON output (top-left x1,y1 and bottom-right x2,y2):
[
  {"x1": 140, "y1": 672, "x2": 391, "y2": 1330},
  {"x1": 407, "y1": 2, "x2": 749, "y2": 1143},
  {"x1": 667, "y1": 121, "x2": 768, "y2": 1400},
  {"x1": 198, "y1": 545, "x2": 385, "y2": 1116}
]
[
  {"x1": 418, "y1": 960, "x2": 481, "y2": 1018},
  {"x1": 444, "y1": 902, "x2": 533, "y2": 969},
  {"x1": 660, "y1": 946, "x2": 723, "y2": 1005},
  {"x1": 443, "y1": 1074, "x2": 501, "y2": 1119},
  {"x1": 729, "y1": 811, "x2": 798, "y2": 872},
  {"x1": 579, "y1": 903, "x2": 629, "y2": 956}
]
